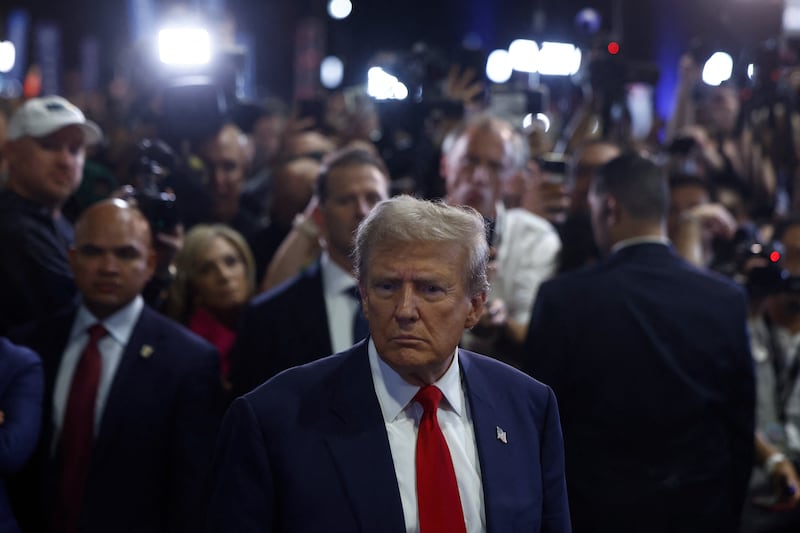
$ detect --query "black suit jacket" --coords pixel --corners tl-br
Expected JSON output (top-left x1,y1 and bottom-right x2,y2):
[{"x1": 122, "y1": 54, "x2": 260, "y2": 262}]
[
  {"x1": 524, "y1": 243, "x2": 755, "y2": 533},
  {"x1": 9, "y1": 305, "x2": 223, "y2": 533},
  {"x1": 230, "y1": 261, "x2": 332, "y2": 397}
]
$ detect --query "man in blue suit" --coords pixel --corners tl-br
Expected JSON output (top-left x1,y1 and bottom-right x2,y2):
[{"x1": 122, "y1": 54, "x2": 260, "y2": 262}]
[
  {"x1": 229, "y1": 148, "x2": 389, "y2": 397},
  {"x1": 523, "y1": 154, "x2": 755, "y2": 533},
  {"x1": 1, "y1": 337, "x2": 43, "y2": 533},
  {"x1": 208, "y1": 195, "x2": 571, "y2": 532},
  {"x1": 10, "y1": 199, "x2": 223, "y2": 533}
]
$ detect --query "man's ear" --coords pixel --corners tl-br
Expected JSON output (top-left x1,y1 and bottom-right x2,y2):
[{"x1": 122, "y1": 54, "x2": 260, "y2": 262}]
[
  {"x1": 464, "y1": 291, "x2": 487, "y2": 330},
  {"x1": 439, "y1": 153, "x2": 449, "y2": 183},
  {"x1": 310, "y1": 198, "x2": 325, "y2": 232}
]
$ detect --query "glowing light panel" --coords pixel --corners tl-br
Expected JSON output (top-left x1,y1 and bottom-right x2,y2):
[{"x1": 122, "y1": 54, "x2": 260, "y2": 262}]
[
  {"x1": 486, "y1": 49, "x2": 513, "y2": 83},
  {"x1": 0, "y1": 41, "x2": 15, "y2": 73},
  {"x1": 537, "y1": 42, "x2": 582, "y2": 76},
  {"x1": 328, "y1": 0, "x2": 353, "y2": 20},
  {"x1": 321, "y1": 56, "x2": 344, "y2": 89},
  {"x1": 158, "y1": 28, "x2": 211, "y2": 66},
  {"x1": 367, "y1": 67, "x2": 408, "y2": 100},
  {"x1": 702, "y1": 51, "x2": 733, "y2": 86},
  {"x1": 509, "y1": 39, "x2": 539, "y2": 73}
]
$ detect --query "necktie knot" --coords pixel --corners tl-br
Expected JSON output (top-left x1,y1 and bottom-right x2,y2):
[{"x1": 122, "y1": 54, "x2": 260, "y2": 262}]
[
  {"x1": 87, "y1": 323, "x2": 107, "y2": 344},
  {"x1": 414, "y1": 385, "x2": 443, "y2": 414}
]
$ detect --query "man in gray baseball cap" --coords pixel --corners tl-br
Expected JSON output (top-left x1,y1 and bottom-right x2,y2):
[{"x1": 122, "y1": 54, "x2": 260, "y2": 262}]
[{"x1": 0, "y1": 95, "x2": 103, "y2": 334}]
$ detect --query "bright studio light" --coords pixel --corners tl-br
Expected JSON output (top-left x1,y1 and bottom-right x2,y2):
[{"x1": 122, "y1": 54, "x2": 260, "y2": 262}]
[
  {"x1": 486, "y1": 49, "x2": 513, "y2": 83},
  {"x1": 0, "y1": 41, "x2": 15, "y2": 73},
  {"x1": 702, "y1": 51, "x2": 733, "y2": 86},
  {"x1": 509, "y1": 39, "x2": 539, "y2": 73},
  {"x1": 367, "y1": 67, "x2": 408, "y2": 100},
  {"x1": 158, "y1": 28, "x2": 211, "y2": 66},
  {"x1": 321, "y1": 56, "x2": 344, "y2": 89},
  {"x1": 537, "y1": 42, "x2": 582, "y2": 76},
  {"x1": 328, "y1": 0, "x2": 353, "y2": 20}
]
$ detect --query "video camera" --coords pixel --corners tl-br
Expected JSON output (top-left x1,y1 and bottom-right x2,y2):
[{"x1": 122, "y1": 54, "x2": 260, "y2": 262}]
[
  {"x1": 714, "y1": 230, "x2": 800, "y2": 297},
  {"x1": 129, "y1": 139, "x2": 181, "y2": 234}
]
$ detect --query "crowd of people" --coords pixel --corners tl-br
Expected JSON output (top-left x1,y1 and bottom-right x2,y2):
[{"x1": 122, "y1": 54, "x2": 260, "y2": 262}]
[{"x1": 2, "y1": 44, "x2": 800, "y2": 533}]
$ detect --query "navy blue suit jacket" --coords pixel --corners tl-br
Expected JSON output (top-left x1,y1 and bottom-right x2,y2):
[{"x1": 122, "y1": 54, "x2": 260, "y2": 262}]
[
  {"x1": 230, "y1": 261, "x2": 332, "y2": 397},
  {"x1": 9, "y1": 305, "x2": 223, "y2": 533},
  {"x1": 208, "y1": 340, "x2": 572, "y2": 532},
  {"x1": 0, "y1": 338, "x2": 43, "y2": 533},
  {"x1": 524, "y1": 243, "x2": 755, "y2": 533}
]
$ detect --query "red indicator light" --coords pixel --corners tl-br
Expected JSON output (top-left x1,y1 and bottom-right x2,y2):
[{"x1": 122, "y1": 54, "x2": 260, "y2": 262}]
[
  {"x1": 770, "y1": 251, "x2": 781, "y2": 263},
  {"x1": 607, "y1": 41, "x2": 620, "y2": 55}
]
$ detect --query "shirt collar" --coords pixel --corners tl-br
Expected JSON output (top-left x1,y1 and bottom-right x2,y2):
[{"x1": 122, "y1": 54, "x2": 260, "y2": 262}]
[
  {"x1": 610, "y1": 236, "x2": 670, "y2": 255},
  {"x1": 320, "y1": 251, "x2": 358, "y2": 296},
  {"x1": 71, "y1": 295, "x2": 144, "y2": 345},
  {"x1": 368, "y1": 338, "x2": 465, "y2": 423}
]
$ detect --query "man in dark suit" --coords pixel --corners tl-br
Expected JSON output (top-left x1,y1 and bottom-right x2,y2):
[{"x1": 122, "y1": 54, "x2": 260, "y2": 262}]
[
  {"x1": 208, "y1": 195, "x2": 571, "y2": 532},
  {"x1": 1, "y1": 337, "x2": 44, "y2": 533},
  {"x1": 9, "y1": 199, "x2": 223, "y2": 533},
  {"x1": 523, "y1": 153, "x2": 755, "y2": 533},
  {"x1": 229, "y1": 148, "x2": 390, "y2": 396}
]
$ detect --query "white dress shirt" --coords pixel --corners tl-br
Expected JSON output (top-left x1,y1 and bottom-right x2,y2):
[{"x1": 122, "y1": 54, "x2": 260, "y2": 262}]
[
  {"x1": 52, "y1": 296, "x2": 144, "y2": 451},
  {"x1": 320, "y1": 252, "x2": 361, "y2": 352},
  {"x1": 368, "y1": 339, "x2": 486, "y2": 533}
]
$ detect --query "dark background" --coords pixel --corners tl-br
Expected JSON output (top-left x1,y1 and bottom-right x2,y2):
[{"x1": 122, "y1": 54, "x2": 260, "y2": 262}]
[{"x1": 0, "y1": 0, "x2": 788, "y2": 108}]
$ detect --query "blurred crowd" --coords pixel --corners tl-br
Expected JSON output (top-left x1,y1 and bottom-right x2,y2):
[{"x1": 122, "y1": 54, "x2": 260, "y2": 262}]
[{"x1": 4, "y1": 42, "x2": 800, "y2": 532}]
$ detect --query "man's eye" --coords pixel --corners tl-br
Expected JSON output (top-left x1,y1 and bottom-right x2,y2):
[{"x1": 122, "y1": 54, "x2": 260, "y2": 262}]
[
  {"x1": 374, "y1": 281, "x2": 395, "y2": 292},
  {"x1": 79, "y1": 246, "x2": 103, "y2": 257}
]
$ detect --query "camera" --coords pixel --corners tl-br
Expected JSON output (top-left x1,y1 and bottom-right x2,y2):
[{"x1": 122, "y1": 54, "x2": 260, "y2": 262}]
[
  {"x1": 721, "y1": 235, "x2": 800, "y2": 298},
  {"x1": 129, "y1": 139, "x2": 180, "y2": 234},
  {"x1": 667, "y1": 136, "x2": 697, "y2": 155}
]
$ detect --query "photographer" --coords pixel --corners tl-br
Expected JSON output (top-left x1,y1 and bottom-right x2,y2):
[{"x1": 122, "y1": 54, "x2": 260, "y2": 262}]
[
  {"x1": 666, "y1": 51, "x2": 776, "y2": 218},
  {"x1": 741, "y1": 216, "x2": 800, "y2": 532}
]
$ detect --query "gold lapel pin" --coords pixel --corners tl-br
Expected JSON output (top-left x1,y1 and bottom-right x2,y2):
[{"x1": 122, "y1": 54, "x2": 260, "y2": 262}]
[{"x1": 140, "y1": 345, "x2": 154, "y2": 359}]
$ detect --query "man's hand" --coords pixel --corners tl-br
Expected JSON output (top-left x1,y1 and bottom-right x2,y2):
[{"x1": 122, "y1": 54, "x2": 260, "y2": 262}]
[
  {"x1": 443, "y1": 65, "x2": 484, "y2": 107},
  {"x1": 520, "y1": 161, "x2": 571, "y2": 225},
  {"x1": 681, "y1": 202, "x2": 737, "y2": 241},
  {"x1": 765, "y1": 456, "x2": 800, "y2": 510}
]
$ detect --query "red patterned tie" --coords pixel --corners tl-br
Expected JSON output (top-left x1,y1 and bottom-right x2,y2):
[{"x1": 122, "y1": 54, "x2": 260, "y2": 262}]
[
  {"x1": 414, "y1": 385, "x2": 467, "y2": 533},
  {"x1": 55, "y1": 323, "x2": 107, "y2": 533}
]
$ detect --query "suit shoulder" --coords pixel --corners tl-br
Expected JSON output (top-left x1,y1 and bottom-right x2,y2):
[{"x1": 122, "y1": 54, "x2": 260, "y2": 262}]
[
  {"x1": 140, "y1": 307, "x2": 218, "y2": 357},
  {"x1": 246, "y1": 350, "x2": 345, "y2": 398},
  {"x1": 0, "y1": 336, "x2": 42, "y2": 369},
  {"x1": 247, "y1": 265, "x2": 321, "y2": 314},
  {"x1": 461, "y1": 350, "x2": 554, "y2": 398}
]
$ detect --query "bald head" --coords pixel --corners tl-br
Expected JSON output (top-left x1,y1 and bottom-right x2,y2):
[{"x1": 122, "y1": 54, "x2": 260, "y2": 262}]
[
  {"x1": 70, "y1": 199, "x2": 156, "y2": 319},
  {"x1": 271, "y1": 157, "x2": 321, "y2": 226},
  {"x1": 201, "y1": 123, "x2": 253, "y2": 222}
]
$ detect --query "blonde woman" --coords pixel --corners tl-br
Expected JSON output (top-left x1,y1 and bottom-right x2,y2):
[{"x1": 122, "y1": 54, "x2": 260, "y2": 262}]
[{"x1": 167, "y1": 224, "x2": 255, "y2": 388}]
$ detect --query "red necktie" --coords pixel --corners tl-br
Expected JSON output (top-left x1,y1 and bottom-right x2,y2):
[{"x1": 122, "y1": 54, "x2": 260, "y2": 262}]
[
  {"x1": 54, "y1": 323, "x2": 107, "y2": 533},
  {"x1": 415, "y1": 385, "x2": 467, "y2": 533}
]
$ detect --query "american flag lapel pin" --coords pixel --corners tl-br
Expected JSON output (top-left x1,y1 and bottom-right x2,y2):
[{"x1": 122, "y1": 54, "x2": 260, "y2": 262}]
[{"x1": 496, "y1": 426, "x2": 508, "y2": 444}]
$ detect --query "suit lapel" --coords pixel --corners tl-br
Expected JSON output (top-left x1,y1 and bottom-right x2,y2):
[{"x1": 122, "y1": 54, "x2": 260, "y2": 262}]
[
  {"x1": 92, "y1": 307, "x2": 160, "y2": 464},
  {"x1": 460, "y1": 352, "x2": 515, "y2": 533},
  {"x1": 323, "y1": 343, "x2": 406, "y2": 533}
]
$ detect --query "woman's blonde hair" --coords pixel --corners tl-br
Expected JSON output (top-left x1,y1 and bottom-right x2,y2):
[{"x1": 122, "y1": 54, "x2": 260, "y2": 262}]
[{"x1": 166, "y1": 224, "x2": 256, "y2": 323}]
